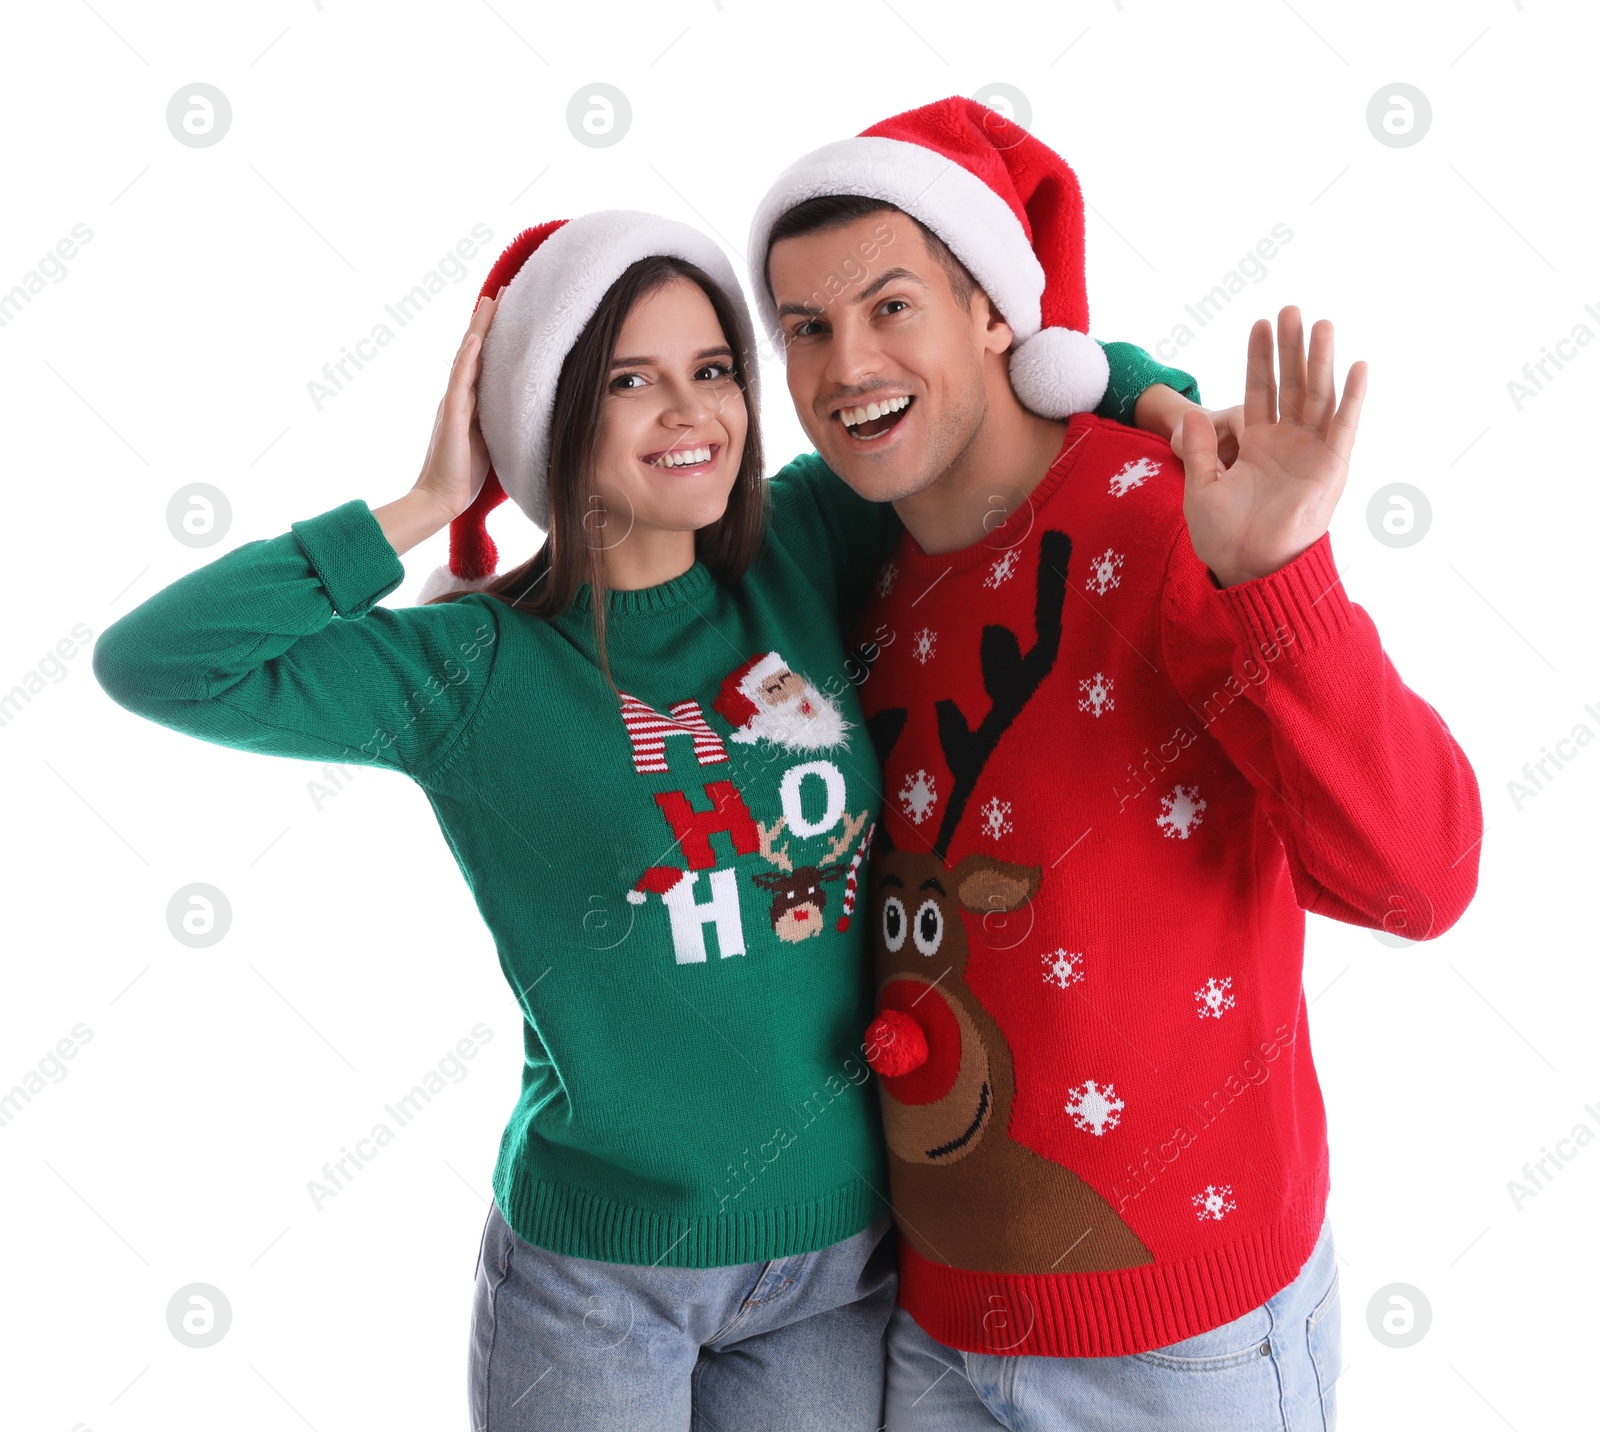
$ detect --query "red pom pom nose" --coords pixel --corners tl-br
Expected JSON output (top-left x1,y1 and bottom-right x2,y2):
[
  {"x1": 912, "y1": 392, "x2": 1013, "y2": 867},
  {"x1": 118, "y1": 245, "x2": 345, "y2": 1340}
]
[{"x1": 865, "y1": 1009, "x2": 929, "y2": 1078}]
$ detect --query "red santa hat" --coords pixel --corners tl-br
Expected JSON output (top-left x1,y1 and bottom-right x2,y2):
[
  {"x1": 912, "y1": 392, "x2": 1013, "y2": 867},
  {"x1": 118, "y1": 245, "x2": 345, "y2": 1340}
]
[
  {"x1": 627, "y1": 866, "x2": 689, "y2": 905},
  {"x1": 712, "y1": 651, "x2": 789, "y2": 731},
  {"x1": 747, "y1": 95, "x2": 1108, "y2": 421},
  {"x1": 418, "y1": 210, "x2": 761, "y2": 603}
]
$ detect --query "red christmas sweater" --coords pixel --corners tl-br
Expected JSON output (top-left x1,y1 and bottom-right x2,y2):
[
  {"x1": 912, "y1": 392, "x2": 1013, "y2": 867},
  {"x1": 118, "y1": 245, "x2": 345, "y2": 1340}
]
[{"x1": 853, "y1": 412, "x2": 1482, "y2": 1358}]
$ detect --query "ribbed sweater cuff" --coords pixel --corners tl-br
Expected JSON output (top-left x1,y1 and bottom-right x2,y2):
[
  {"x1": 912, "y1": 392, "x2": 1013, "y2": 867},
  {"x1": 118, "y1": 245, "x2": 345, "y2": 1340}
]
[
  {"x1": 290, "y1": 500, "x2": 406, "y2": 618},
  {"x1": 1096, "y1": 340, "x2": 1201, "y2": 425},
  {"x1": 1217, "y1": 532, "x2": 1354, "y2": 661}
]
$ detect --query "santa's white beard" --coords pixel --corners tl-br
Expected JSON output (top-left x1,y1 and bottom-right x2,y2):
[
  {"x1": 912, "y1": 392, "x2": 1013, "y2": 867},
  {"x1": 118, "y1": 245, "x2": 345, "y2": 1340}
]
[{"x1": 733, "y1": 684, "x2": 850, "y2": 751}]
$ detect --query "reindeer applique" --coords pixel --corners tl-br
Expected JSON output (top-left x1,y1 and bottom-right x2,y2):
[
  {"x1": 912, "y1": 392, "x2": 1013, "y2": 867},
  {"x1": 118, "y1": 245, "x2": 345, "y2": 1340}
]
[
  {"x1": 862, "y1": 531, "x2": 1155, "y2": 1274},
  {"x1": 751, "y1": 810, "x2": 868, "y2": 942}
]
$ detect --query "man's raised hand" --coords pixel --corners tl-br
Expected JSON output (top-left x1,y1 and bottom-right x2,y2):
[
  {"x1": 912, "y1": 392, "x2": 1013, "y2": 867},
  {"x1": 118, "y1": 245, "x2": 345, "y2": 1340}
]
[{"x1": 1175, "y1": 306, "x2": 1367, "y2": 589}]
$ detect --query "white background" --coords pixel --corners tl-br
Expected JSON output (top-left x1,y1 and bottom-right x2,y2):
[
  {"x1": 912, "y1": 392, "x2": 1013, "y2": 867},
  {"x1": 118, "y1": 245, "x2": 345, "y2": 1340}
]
[{"x1": 2, "y1": 1, "x2": 1594, "y2": 1428}]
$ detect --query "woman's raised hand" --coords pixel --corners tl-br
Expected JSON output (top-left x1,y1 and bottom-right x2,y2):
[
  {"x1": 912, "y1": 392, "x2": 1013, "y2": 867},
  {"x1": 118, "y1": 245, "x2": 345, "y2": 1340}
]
[
  {"x1": 373, "y1": 289, "x2": 503, "y2": 557},
  {"x1": 413, "y1": 287, "x2": 503, "y2": 521}
]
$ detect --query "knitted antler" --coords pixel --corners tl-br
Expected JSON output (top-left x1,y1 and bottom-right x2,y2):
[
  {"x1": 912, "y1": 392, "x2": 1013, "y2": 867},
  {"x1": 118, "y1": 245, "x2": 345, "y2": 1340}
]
[
  {"x1": 931, "y1": 531, "x2": 1071, "y2": 860},
  {"x1": 866, "y1": 709, "x2": 909, "y2": 854}
]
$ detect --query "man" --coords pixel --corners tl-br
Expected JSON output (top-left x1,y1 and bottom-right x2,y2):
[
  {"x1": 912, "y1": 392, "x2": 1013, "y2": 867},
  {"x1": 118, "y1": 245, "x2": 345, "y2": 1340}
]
[{"x1": 750, "y1": 96, "x2": 1482, "y2": 1427}]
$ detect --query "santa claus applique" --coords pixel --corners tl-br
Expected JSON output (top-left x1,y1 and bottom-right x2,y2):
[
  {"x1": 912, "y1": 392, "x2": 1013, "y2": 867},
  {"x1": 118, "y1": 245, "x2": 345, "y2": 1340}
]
[{"x1": 712, "y1": 652, "x2": 852, "y2": 753}]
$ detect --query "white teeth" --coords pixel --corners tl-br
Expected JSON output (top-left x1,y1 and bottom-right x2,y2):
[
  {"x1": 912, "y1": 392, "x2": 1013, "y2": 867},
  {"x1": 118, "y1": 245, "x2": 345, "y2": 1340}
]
[
  {"x1": 650, "y1": 445, "x2": 712, "y2": 468},
  {"x1": 839, "y1": 395, "x2": 910, "y2": 429}
]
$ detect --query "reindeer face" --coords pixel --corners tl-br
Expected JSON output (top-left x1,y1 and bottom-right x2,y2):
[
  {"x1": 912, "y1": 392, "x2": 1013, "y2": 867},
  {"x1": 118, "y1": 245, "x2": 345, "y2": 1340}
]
[
  {"x1": 866, "y1": 849, "x2": 1040, "y2": 1166},
  {"x1": 750, "y1": 809, "x2": 867, "y2": 944},
  {"x1": 752, "y1": 867, "x2": 836, "y2": 942}
]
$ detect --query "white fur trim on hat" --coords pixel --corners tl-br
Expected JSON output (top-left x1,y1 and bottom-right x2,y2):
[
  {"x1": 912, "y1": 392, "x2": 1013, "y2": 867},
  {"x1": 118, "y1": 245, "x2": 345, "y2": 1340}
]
[
  {"x1": 416, "y1": 563, "x2": 496, "y2": 605},
  {"x1": 747, "y1": 136, "x2": 1046, "y2": 355},
  {"x1": 478, "y1": 209, "x2": 760, "y2": 529},
  {"x1": 1008, "y1": 327, "x2": 1110, "y2": 420}
]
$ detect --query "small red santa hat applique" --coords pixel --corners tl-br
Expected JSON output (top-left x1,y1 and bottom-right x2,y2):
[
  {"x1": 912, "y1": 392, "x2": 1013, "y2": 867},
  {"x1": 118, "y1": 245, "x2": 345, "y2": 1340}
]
[
  {"x1": 627, "y1": 866, "x2": 689, "y2": 905},
  {"x1": 712, "y1": 652, "x2": 788, "y2": 733},
  {"x1": 748, "y1": 95, "x2": 1108, "y2": 421},
  {"x1": 418, "y1": 211, "x2": 761, "y2": 604}
]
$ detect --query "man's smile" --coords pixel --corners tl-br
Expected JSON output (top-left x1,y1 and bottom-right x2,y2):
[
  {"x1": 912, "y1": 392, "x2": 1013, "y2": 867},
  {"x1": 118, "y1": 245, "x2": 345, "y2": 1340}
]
[{"x1": 834, "y1": 394, "x2": 916, "y2": 441}]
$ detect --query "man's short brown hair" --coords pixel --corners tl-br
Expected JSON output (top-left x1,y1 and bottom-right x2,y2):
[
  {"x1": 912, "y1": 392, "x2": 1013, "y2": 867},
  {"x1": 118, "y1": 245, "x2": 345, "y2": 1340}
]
[{"x1": 764, "y1": 194, "x2": 978, "y2": 310}]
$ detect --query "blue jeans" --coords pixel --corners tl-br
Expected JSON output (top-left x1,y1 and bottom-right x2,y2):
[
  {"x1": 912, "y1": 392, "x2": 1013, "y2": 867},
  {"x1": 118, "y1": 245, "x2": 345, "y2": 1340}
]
[
  {"x1": 885, "y1": 1216, "x2": 1341, "y2": 1431},
  {"x1": 467, "y1": 1198, "x2": 897, "y2": 1430}
]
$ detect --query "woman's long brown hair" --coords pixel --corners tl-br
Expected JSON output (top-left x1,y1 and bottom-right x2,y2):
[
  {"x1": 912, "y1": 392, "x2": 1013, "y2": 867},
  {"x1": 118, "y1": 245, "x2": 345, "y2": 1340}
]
[{"x1": 429, "y1": 255, "x2": 767, "y2": 685}]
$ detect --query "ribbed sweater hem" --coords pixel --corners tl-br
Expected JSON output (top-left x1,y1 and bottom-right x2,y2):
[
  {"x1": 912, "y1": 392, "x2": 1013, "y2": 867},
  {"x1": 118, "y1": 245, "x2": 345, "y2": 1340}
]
[
  {"x1": 897, "y1": 1172, "x2": 1328, "y2": 1358},
  {"x1": 494, "y1": 1164, "x2": 888, "y2": 1268}
]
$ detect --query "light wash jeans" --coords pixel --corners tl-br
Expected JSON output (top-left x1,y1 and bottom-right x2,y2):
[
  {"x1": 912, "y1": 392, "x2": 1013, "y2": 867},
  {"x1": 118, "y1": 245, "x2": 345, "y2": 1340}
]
[
  {"x1": 467, "y1": 1198, "x2": 897, "y2": 1431},
  {"x1": 885, "y1": 1216, "x2": 1341, "y2": 1431}
]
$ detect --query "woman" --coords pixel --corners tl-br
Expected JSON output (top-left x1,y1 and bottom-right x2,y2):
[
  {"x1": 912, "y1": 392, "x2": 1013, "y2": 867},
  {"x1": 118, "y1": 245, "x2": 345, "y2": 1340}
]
[{"x1": 92, "y1": 210, "x2": 1201, "y2": 1430}]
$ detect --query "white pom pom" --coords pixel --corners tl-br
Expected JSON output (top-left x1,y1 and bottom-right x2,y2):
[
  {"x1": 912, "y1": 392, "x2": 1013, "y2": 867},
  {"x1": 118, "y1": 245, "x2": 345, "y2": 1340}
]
[
  {"x1": 626, "y1": 890, "x2": 647, "y2": 906},
  {"x1": 416, "y1": 564, "x2": 496, "y2": 605},
  {"x1": 1008, "y1": 327, "x2": 1110, "y2": 420}
]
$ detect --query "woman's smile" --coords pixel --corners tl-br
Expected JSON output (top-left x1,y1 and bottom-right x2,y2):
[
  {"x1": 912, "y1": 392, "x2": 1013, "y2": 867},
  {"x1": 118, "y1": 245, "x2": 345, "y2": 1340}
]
[{"x1": 641, "y1": 440, "x2": 721, "y2": 473}]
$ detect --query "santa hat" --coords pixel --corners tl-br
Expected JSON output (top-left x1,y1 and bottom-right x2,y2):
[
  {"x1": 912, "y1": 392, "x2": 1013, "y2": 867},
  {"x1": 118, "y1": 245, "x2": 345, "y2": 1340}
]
[
  {"x1": 747, "y1": 96, "x2": 1108, "y2": 421},
  {"x1": 712, "y1": 651, "x2": 788, "y2": 730},
  {"x1": 627, "y1": 866, "x2": 688, "y2": 905},
  {"x1": 418, "y1": 210, "x2": 761, "y2": 603}
]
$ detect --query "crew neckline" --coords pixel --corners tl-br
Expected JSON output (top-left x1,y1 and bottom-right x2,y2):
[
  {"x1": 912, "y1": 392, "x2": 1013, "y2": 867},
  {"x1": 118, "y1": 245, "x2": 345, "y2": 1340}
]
[
  {"x1": 895, "y1": 412, "x2": 1099, "y2": 576},
  {"x1": 569, "y1": 559, "x2": 715, "y2": 617}
]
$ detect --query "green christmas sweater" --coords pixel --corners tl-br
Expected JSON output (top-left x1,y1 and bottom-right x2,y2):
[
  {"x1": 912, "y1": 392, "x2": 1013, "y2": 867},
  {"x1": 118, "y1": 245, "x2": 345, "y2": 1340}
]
[{"x1": 92, "y1": 343, "x2": 1198, "y2": 1268}]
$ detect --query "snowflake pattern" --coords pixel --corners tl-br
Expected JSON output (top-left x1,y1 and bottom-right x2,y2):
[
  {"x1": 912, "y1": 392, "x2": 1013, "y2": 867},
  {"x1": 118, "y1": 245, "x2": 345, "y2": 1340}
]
[
  {"x1": 1156, "y1": 784, "x2": 1208, "y2": 839},
  {"x1": 1078, "y1": 671, "x2": 1115, "y2": 718},
  {"x1": 912, "y1": 627, "x2": 937, "y2": 665},
  {"x1": 1108, "y1": 456, "x2": 1160, "y2": 497},
  {"x1": 984, "y1": 549, "x2": 1022, "y2": 590},
  {"x1": 898, "y1": 768, "x2": 938, "y2": 825},
  {"x1": 1063, "y1": 1079, "x2": 1125, "y2": 1136},
  {"x1": 1085, "y1": 547, "x2": 1125, "y2": 596},
  {"x1": 875, "y1": 560, "x2": 899, "y2": 598},
  {"x1": 1195, "y1": 977, "x2": 1236, "y2": 1019},
  {"x1": 1192, "y1": 1184, "x2": 1237, "y2": 1222},
  {"x1": 1042, "y1": 949, "x2": 1085, "y2": 989},
  {"x1": 979, "y1": 796, "x2": 1014, "y2": 839}
]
